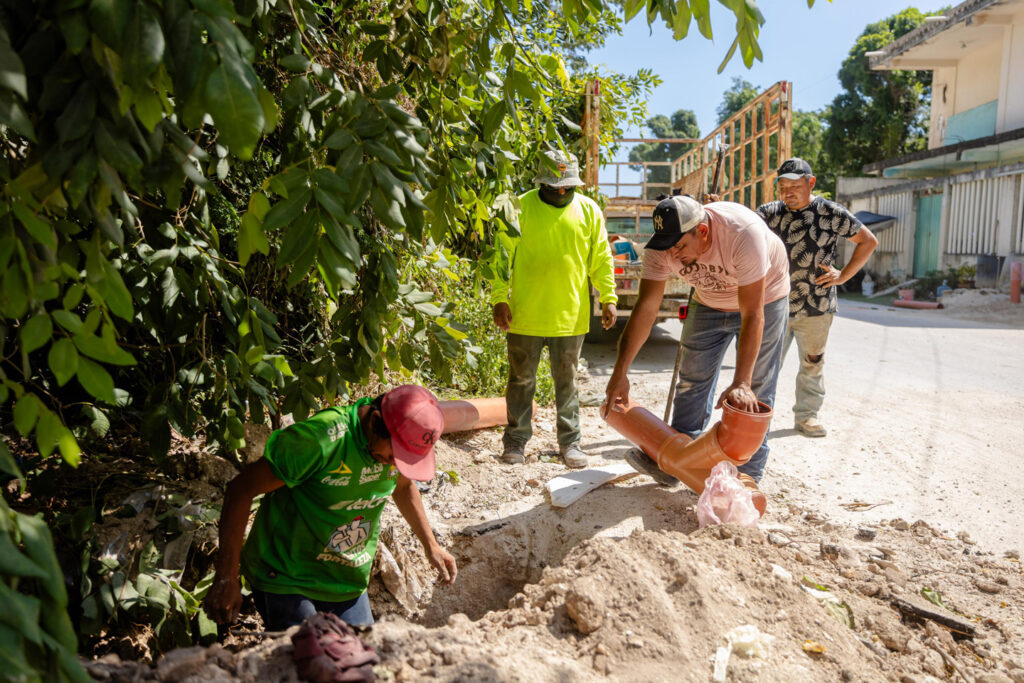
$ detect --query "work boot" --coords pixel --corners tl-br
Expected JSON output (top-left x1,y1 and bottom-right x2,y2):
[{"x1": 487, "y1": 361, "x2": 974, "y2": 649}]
[
  {"x1": 501, "y1": 442, "x2": 525, "y2": 464},
  {"x1": 795, "y1": 417, "x2": 827, "y2": 438},
  {"x1": 623, "y1": 447, "x2": 679, "y2": 487},
  {"x1": 560, "y1": 443, "x2": 588, "y2": 469}
]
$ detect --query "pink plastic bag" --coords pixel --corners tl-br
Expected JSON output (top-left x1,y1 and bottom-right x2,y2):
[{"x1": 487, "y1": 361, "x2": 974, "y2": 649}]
[{"x1": 696, "y1": 462, "x2": 760, "y2": 528}]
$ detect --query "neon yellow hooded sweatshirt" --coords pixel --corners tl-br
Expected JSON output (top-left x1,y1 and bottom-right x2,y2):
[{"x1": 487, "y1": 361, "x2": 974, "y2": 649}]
[{"x1": 490, "y1": 189, "x2": 617, "y2": 337}]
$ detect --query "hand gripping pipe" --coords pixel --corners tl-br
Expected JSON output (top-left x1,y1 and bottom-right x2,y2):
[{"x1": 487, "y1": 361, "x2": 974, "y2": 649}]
[
  {"x1": 438, "y1": 398, "x2": 538, "y2": 434},
  {"x1": 603, "y1": 399, "x2": 770, "y2": 516}
]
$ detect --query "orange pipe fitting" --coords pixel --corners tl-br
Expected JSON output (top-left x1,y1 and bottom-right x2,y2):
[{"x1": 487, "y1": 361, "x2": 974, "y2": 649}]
[
  {"x1": 603, "y1": 399, "x2": 771, "y2": 472},
  {"x1": 892, "y1": 299, "x2": 943, "y2": 310},
  {"x1": 737, "y1": 473, "x2": 768, "y2": 516},
  {"x1": 602, "y1": 398, "x2": 771, "y2": 517},
  {"x1": 717, "y1": 400, "x2": 773, "y2": 460},
  {"x1": 657, "y1": 427, "x2": 724, "y2": 475},
  {"x1": 602, "y1": 400, "x2": 677, "y2": 456},
  {"x1": 439, "y1": 398, "x2": 537, "y2": 434}
]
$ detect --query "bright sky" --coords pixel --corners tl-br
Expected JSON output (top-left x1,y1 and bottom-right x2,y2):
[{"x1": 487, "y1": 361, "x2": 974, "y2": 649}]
[{"x1": 586, "y1": 1, "x2": 952, "y2": 139}]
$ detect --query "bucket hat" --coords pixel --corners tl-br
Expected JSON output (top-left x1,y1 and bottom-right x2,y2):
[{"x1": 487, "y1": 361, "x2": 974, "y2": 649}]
[{"x1": 533, "y1": 150, "x2": 584, "y2": 188}]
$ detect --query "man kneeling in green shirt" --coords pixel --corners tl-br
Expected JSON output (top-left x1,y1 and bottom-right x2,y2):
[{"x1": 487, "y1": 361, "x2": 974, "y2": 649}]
[{"x1": 204, "y1": 384, "x2": 457, "y2": 630}]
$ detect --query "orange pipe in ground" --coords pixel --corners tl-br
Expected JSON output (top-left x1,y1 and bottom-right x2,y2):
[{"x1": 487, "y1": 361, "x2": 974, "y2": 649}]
[
  {"x1": 602, "y1": 399, "x2": 770, "y2": 517},
  {"x1": 439, "y1": 398, "x2": 537, "y2": 434},
  {"x1": 1009, "y1": 261, "x2": 1021, "y2": 303},
  {"x1": 892, "y1": 299, "x2": 943, "y2": 310}
]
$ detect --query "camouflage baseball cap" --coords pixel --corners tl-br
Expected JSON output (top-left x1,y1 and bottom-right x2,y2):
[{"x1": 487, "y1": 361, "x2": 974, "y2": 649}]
[
  {"x1": 777, "y1": 157, "x2": 814, "y2": 180},
  {"x1": 533, "y1": 150, "x2": 584, "y2": 188}
]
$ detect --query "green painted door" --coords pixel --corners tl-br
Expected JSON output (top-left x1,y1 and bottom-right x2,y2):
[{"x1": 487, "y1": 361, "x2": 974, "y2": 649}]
[{"x1": 914, "y1": 194, "x2": 942, "y2": 276}]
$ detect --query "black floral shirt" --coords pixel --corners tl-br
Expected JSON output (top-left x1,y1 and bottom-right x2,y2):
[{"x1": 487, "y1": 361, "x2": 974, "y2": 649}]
[{"x1": 756, "y1": 196, "x2": 863, "y2": 318}]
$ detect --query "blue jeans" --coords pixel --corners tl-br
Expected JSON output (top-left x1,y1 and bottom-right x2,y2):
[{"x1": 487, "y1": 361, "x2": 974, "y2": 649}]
[
  {"x1": 669, "y1": 297, "x2": 788, "y2": 481},
  {"x1": 251, "y1": 589, "x2": 373, "y2": 631}
]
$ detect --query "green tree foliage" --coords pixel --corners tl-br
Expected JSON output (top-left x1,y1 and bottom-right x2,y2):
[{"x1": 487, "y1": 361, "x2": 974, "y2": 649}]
[
  {"x1": 823, "y1": 8, "x2": 939, "y2": 179},
  {"x1": 628, "y1": 109, "x2": 699, "y2": 197},
  {"x1": 634, "y1": 0, "x2": 768, "y2": 73},
  {"x1": 792, "y1": 109, "x2": 825, "y2": 171},
  {"x1": 0, "y1": 458, "x2": 89, "y2": 682},
  {"x1": 526, "y1": 2, "x2": 625, "y2": 72},
  {"x1": 792, "y1": 108, "x2": 832, "y2": 196},
  {"x1": 715, "y1": 76, "x2": 760, "y2": 125},
  {"x1": 0, "y1": 0, "x2": 784, "y2": 673}
]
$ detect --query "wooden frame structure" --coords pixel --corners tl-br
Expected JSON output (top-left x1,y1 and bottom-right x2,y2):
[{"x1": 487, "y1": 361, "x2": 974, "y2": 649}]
[
  {"x1": 583, "y1": 81, "x2": 792, "y2": 212},
  {"x1": 582, "y1": 80, "x2": 601, "y2": 189},
  {"x1": 672, "y1": 81, "x2": 792, "y2": 208}
]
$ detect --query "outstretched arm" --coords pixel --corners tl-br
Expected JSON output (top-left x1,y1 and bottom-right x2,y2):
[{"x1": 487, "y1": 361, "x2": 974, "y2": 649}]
[
  {"x1": 204, "y1": 459, "x2": 286, "y2": 624},
  {"x1": 603, "y1": 277, "x2": 667, "y2": 416},
  {"x1": 392, "y1": 475, "x2": 457, "y2": 585}
]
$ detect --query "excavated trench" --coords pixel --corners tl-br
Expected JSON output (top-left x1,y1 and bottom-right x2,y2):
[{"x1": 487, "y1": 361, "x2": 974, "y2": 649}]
[
  {"x1": 382, "y1": 396, "x2": 771, "y2": 627},
  {"x1": 372, "y1": 471, "x2": 701, "y2": 629}
]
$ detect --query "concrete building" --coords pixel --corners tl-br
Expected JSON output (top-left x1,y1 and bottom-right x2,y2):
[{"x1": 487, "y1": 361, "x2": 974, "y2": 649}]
[{"x1": 836, "y1": 0, "x2": 1024, "y2": 288}]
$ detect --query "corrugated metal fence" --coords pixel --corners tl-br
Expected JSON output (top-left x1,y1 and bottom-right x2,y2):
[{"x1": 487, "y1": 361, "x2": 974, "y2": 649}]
[
  {"x1": 868, "y1": 171, "x2": 1024, "y2": 255},
  {"x1": 876, "y1": 191, "x2": 913, "y2": 254},
  {"x1": 945, "y1": 175, "x2": 1020, "y2": 254},
  {"x1": 1016, "y1": 173, "x2": 1024, "y2": 255},
  {"x1": 842, "y1": 166, "x2": 1024, "y2": 274}
]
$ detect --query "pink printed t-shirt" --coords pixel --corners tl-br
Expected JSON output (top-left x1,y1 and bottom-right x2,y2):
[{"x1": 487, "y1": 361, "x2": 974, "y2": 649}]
[{"x1": 641, "y1": 202, "x2": 790, "y2": 312}]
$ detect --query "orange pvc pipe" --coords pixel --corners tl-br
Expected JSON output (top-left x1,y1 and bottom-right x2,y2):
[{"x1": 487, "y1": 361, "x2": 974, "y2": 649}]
[
  {"x1": 439, "y1": 398, "x2": 537, "y2": 434},
  {"x1": 658, "y1": 428, "x2": 725, "y2": 475},
  {"x1": 603, "y1": 399, "x2": 771, "y2": 472},
  {"x1": 602, "y1": 400, "x2": 678, "y2": 456},
  {"x1": 892, "y1": 299, "x2": 943, "y2": 310},
  {"x1": 603, "y1": 398, "x2": 770, "y2": 517},
  {"x1": 601, "y1": 401, "x2": 707, "y2": 492},
  {"x1": 717, "y1": 400, "x2": 773, "y2": 459},
  {"x1": 737, "y1": 473, "x2": 768, "y2": 516}
]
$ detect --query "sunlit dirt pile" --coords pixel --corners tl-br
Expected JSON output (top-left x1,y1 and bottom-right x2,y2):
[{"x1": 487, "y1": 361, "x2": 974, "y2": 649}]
[
  {"x1": 938, "y1": 288, "x2": 1024, "y2": 328},
  {"x1": 84, "y1": 407, "x2": 1024, "y2": 682}
]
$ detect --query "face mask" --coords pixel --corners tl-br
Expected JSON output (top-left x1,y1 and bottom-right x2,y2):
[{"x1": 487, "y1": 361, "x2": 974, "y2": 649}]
[{"x1": 539, "y1": 185, "x2": 575, "y2": 207}]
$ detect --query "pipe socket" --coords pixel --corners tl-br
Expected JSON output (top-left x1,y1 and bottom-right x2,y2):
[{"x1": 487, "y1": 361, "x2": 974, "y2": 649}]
[{"x1": 717, "y1": 400, "x2": 773, "y2": 460}]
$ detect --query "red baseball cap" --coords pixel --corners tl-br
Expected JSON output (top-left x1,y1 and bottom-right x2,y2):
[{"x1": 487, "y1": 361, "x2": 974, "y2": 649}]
[{"x1": 380, "y1": 385, "x2": 443, "y2": 481}]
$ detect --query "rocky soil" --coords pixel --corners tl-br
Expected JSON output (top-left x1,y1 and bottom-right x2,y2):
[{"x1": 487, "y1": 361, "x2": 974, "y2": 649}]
[
  {"x1": 85, "y1": 403, "x2": 1024, "y2": 682},
  {"x1": 83, "y1": 291, "x2": 1024, "y2": 681}
]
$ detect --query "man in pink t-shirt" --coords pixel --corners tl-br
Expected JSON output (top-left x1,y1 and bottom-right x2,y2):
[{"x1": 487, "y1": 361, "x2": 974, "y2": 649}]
[{"x1": 604, "y1": 195, "x2": 790, "y2": 482}]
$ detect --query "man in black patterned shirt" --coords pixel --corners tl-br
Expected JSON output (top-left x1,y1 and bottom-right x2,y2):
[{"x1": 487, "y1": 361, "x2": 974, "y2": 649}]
[{"x1": 756, "y1": 158, "x2": 878, "y2": 437}]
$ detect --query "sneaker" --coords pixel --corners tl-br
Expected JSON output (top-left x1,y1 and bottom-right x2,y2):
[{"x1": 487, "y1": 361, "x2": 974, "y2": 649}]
[
  {"x1": 795, "y1": 418, "x2": 827, "y2": 438},
  {"x1": 623, "y1": 447, "x2": 678, "y2": 487},
  {"x1": 559, "y1": 443, "x2": 588, "y2": 469},
  {"x1": 501, "y1": 443, "x2": 525, "y2": 464}
]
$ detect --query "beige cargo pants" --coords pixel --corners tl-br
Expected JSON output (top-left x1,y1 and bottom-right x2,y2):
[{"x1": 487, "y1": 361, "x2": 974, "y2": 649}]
[{"x1": 783, "y1": 313, "x2": 834, "y2": 422}]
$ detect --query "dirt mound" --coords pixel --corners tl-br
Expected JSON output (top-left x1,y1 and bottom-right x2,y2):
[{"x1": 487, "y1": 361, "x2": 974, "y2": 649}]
[
  {"x1": 940, "y1": 288, "x2": 1024, "y2": 327},
  {"x1": 373, "y1": 486, "x2": 1022, "y2": 681},
  {"x1": 83, "y1": 406, "x2": 1024, "y2": 682},
  {"x1": 364, "y1": 416, "x2": 1024, "y2": 682}
]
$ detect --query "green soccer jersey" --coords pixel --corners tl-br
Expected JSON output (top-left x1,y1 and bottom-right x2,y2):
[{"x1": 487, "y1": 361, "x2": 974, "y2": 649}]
[{"x1": 240, "y1": 398, "x2": 398, "y2": 602}]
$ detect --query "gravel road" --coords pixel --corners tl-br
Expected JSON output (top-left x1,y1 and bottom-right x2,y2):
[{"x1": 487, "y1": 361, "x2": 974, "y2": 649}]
[{"x1": 581, "y1": 298, "x2": 1024, "y2": 555}]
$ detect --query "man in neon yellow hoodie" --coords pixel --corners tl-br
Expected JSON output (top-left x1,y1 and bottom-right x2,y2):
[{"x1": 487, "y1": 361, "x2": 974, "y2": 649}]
[{"x1": 491, "y1": 150, "x2": 618, "y2": 468}]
